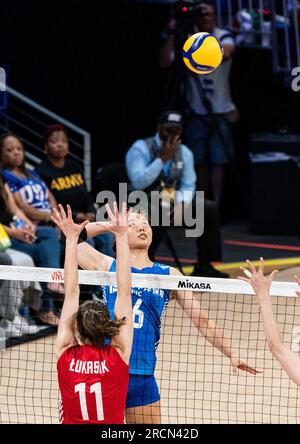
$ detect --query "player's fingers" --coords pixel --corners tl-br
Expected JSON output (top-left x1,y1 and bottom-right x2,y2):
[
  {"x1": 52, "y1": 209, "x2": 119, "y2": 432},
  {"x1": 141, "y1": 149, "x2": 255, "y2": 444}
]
[
  {"x1": 120, "y1": 201, "x2": 126, "y2": 225},
  {"x1": 246, "y1": 259, "x2": 256, "y2": 273},
  {"x1": 105, "y1": 203, "x2": 115, "y2": 223},
  {"x1": 66, "y1": 204, "x2": 73, "y2": 221},
  {"x1": 240, "y1": 266, "x2": 252, "y2": 278},
  {"x1": 269, "y1": 269, "x2": 279, "y2": 281},
  {"x1": 50, "y1": 215, "x2": 61, "y2": 228},
  {"x1": 239, "y1": 364, "x2": 262, "y2": 375},
  {"x1": 58, "y1": 204, "x2": 67, "y2": 220},
  {"x1": 237, "y1": 276, "x2": 251, "y2": 284},
  {"x1": 53, "y1": 207, "x2": 63, "y2": 222},
  {"x1": 248, "y1": 367, "x2": 262, "y2": 375},
  {"x1": 113, "y1": 201, "x2": 119, "y2": 225},
  {"x1": 258, "y1": 257, "x2": 264, "y2": 274},
  {"x1": 80, "y1": 220, "x2": 89, "y2": 230}
]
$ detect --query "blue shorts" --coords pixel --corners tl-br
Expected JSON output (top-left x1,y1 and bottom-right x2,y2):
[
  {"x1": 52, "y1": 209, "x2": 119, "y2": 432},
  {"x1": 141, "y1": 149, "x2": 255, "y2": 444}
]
[
  {"x1": 184, "y1": 113, "x2": 234, "y2": 165},
  {"x1": 126, "y1": 375, "x2": 160, "y2": 408}
]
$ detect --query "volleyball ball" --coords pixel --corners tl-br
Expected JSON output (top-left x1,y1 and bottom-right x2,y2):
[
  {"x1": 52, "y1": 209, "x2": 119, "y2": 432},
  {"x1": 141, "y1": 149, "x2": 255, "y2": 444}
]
[{"x1": 182, "y1": 32, "x2": 224, "y2": 75}]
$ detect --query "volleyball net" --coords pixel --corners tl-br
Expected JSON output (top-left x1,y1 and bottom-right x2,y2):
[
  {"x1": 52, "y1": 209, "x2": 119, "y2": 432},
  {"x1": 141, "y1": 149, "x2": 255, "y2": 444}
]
[{"x1": 0, "y1": 265, "x2": 300, "y2": 424}]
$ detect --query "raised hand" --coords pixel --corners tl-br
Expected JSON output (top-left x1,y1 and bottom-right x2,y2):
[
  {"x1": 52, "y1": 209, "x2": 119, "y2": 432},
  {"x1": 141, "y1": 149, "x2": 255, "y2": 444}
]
[
  {"x1": 238, "y1": 257, "x2": 279, "y2": 300},
  {"x1": 160, "y1": 134, "x2": 181, "y2": 163},
  {"x1": 51, "y1": 204, "x2": 89, "y2": 241},
  {"x1": 104, "y1": 202, "x2": 131, "y2": 236}
]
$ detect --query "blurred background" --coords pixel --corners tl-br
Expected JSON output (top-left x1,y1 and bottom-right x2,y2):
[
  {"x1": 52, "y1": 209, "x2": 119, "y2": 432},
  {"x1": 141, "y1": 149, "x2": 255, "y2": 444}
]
[{"x1": 0, "y1": 0, "x2": 299, "y2": 276}]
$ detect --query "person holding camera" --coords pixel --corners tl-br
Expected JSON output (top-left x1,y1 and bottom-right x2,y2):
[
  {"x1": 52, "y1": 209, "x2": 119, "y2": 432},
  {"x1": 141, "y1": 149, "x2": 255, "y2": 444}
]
[
  {"x1": 125, "y1": 110, "x2": 228, "y2": 279},
  {"x1": 160, "y1": 1, "x2": 238, "y2": 206}
]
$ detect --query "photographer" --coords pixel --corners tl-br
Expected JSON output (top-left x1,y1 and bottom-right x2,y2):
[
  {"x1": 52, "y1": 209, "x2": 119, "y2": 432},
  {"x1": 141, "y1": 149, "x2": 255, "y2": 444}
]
[
  {"x1": 125, "y1": 110, "x2": 228, "y2": 278},
  {"x1": 160, "y1": 0, "x2": 238, "y2": 206}
]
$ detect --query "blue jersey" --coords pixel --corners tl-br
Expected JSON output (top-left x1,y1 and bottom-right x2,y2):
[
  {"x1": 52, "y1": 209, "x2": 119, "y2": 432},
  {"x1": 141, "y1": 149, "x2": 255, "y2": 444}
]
[
  {"x1": 3, "y1": 169, "x2": 51, "y2": 211},
  {"x1": 102, "y1": 261, "x2": 170, "y2": 376}
]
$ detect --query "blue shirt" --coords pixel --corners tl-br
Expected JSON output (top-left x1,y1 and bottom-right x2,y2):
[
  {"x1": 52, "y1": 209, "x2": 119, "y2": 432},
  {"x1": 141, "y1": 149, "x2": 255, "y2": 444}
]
[
  {"x1": 3, "y1": 169, "x2": 51, "y2": 212},
  {"x1": 125, "y1": 133, "x2": 196, "y2": 204},
  {"x1": 102, "y1": 261, "x2": 171, "y2": 375}
]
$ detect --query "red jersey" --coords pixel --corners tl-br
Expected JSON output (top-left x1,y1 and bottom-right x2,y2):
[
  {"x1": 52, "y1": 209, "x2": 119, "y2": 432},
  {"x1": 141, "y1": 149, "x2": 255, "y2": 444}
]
[{"x1": 57, "y1": 344, "x2": 129, "y2": 424}]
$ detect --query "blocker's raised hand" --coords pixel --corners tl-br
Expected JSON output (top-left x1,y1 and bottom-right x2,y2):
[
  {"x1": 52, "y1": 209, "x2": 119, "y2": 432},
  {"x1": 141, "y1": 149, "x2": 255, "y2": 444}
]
[
  {"x1": 238, "y1": 257, "x2": 279, "y2": 299},
  {"x1": 51, "y1": 204, "x2": 89, "y2": 241},
  {"x1": 103, "y1": 202, "x2": 132, "y2": 237}
]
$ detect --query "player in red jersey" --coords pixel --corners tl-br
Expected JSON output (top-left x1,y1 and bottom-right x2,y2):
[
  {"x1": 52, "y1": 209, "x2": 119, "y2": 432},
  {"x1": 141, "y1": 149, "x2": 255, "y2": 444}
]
[{"x1": 51, "y1": 202, "x2": 133, "y2": 424}]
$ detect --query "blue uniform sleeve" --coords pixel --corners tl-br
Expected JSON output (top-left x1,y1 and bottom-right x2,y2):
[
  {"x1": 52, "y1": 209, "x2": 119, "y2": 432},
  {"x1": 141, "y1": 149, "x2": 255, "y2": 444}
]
[{"x1": 126, "y1": 140, "x2": 164, "y2": 190}]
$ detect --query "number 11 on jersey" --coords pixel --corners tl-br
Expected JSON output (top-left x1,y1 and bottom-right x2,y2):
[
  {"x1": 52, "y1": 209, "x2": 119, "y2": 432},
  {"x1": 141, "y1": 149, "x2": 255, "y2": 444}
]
[{"x1": 75, "y1": 382, "x2": 104, "y2": 421}]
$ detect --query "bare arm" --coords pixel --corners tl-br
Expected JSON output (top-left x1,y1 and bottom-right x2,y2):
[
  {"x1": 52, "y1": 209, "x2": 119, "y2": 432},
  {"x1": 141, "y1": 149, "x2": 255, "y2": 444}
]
[
  {"x1": 76, "y1": 219, "x2": 114, "y2": 272},
  {"x1": 12, "y1": 191, "x2": 51, "y2": 222},
  {"x1": 260, "y1": 299, "x2": 300, "y2": 385},
  {"x1": 51, "y1": 205, "x2": 89, "y2": 359},
  {"x1": 159, "y1": 18, "x2": 176, "y2": 68},
  {"x1": 171, "y1": 267, "x2": 259, "y2": 375},
  {"x1": 85, "y1": 221, "x2": 111, "y2": 240},
  {"x1": 171, "y1": 268, "x2": 233, "y2": 358},
  {"x1": 4, "y1": 184, "x2": 35, "y2": 230},
  {"x1": 109, "y1": 203, "x2": 133, "y2": 363},
  {"x1": 48, "y1": 190, "x2": 58, "y2": 211},
  {"x1": 77, "y1": 241, "x2": 113, "y2": 272},
  {"x1": 240, "y1": 259, "x2": 300, "y2": 385}
]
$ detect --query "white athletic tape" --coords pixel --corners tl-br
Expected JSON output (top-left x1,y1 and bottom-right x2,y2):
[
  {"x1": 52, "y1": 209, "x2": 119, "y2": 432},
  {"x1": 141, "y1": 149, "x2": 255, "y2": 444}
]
[{"x1": 0, "y1": 265, "x2": 298, "y2": 297}]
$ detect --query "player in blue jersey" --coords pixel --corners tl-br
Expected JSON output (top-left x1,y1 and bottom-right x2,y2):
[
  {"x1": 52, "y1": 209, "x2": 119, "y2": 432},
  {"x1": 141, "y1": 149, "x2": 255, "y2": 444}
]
[{"x1": 77, "y1": 207, "x2": 259, "y2": 423}]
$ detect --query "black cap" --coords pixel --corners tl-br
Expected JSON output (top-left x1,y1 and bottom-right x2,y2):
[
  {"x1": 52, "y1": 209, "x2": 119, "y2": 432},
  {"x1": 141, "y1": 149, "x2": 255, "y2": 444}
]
[{"x1": 159, "y1": 110, "x2": 183, "y2": 128}]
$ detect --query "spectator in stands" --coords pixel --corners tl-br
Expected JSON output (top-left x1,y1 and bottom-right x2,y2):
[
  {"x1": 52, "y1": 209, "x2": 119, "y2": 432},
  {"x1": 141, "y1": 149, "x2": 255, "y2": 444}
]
[
  {"x1": 0, "y1": 133, "x2": 58, "y2": 224},
  {"x1": 159, "y1": 1, "x2": 238, "y2": 205},
  {"x1": 125, "y1": 110, "x2": 228, "y2": 278},
  {"x1": 0, "y1": 250, "x2": 43, "y2": 338},
  {"x1": 35, "y1": 124, "x2": 114, "y2": 256},
  {"x1": 0, "y1": 172, "x2": 62, "y2": 326}
]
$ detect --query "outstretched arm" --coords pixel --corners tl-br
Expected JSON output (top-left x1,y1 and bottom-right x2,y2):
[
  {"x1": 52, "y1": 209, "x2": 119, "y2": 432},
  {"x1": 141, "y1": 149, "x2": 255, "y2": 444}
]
[
  {"x1": 171, "y1": 267, "x2": 259, "y2": 375},
  {"x1": 51, "y1": 204, "x2": 89, "y2": 359},
  {"x1": 108, "y1": 203, "x2": 133, "y2": 364},
  {"x1": 239, "y1": 259, "x2": 300, "y2": 386},
  {"x1": 85, "y1": 221, "x2": 111, "y2": 240},
  {"x1": 5, "y1": 184, "x2": 35, "y2": 231},
  {"x1": 76, "y1": 220, "x2": 114, "y2": 272},
  {"x1": 12, "y1": 190, "x2": 52, "y2": 223},
  {"x1": 76, "y1": 217, "x2": 114, "y2": 273}
]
